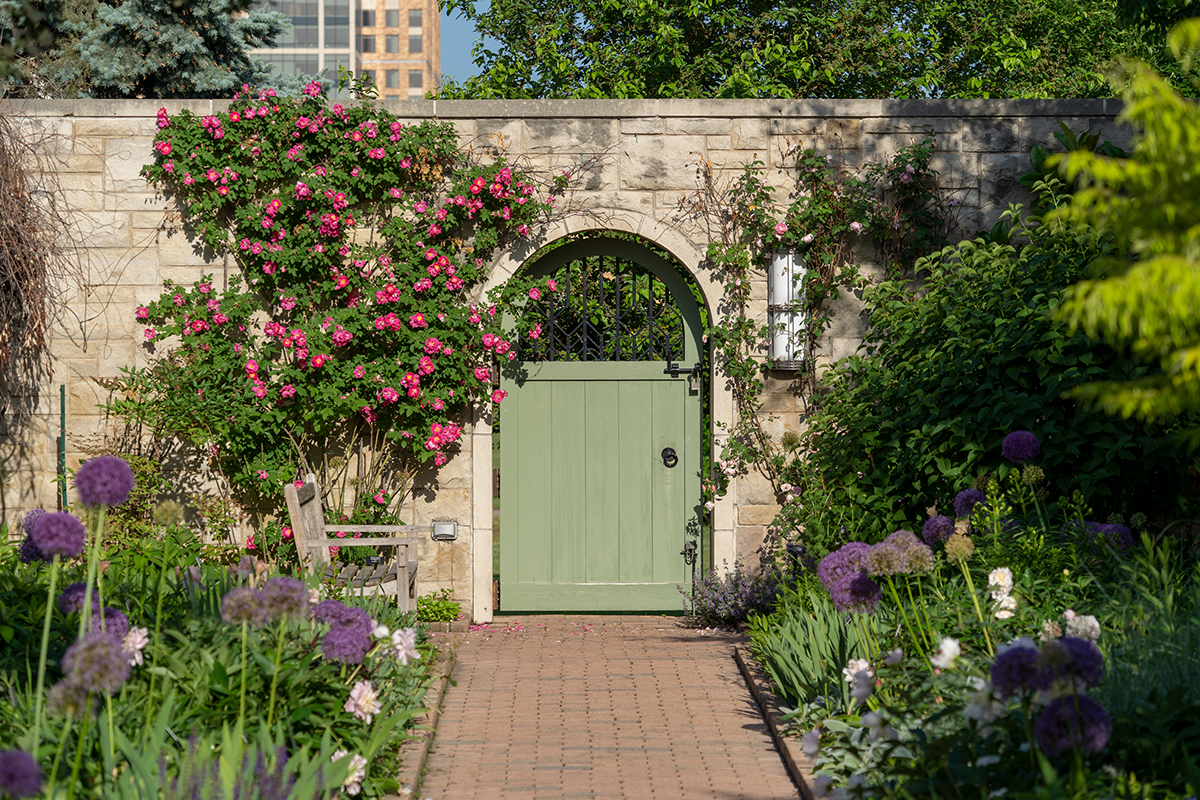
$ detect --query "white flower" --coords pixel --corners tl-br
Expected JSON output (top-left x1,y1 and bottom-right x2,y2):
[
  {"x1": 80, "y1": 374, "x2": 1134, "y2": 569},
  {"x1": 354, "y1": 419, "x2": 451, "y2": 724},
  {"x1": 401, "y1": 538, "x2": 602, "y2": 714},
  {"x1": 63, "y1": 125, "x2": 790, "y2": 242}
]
[
  {"x1": 849, "y1": 221, "x2": 864, "y2": 233},
  {"x1": 704, "y1": 501, "x2": 715, "y2": 511},
  {"x1": 1065, "y1": 614, "x2": 1101, "y2": 642},
  {"x1": 344, "y1": 680, "x2": 382, "y2": 724},
  {"x1": 372, "y1": 623, "x2": 391, "y2": 639},
  {"x1": 884, "y1": 648, "x2": 904, "y2": 665},
  {"x1": 976, "y1": 755, "x2": 1001, "y2": 767},
  {"x1": 993, "y1": 594, "x2": 1017, "y2": 619},
  {"x1": 802, "y1": 727, "x2": 821, "y2": 756},
  {"x1": 123, "y1": 627, "x2": 149, "y2": 667},
  {"x1": 390, "y1": 627, "x2": 421, "y2": 665},
  {"x1": 930, "y1": 637, "x2": 960, "y2": 670},
  {"x1": 801, "y1": 233, "x2": 815, "y2": 244},
  {"x1": 963, "y1": 677, "x2": 1006, "y2": 734},
  {"x1": 988, "y1": 567, "x2": 1013, "y2": 600},
  {"x1": 308, "y1": 587, "x2": 321, "y2": 606},
  {"x1": 780, "y1": 483, "x2": 792, "y2": 493},
  {"x1": 850, "y1": 670, "x2": 874, "y2": 702},
  {"x1": 1062, "y1": 609, "x2": 1076, "y2": 622},
  {"x1": 843, "y1": 658, "x2": 871, "y2": 683},
  {"x1": 332, "y1": 750, "x2": 368, "y2": 796}
]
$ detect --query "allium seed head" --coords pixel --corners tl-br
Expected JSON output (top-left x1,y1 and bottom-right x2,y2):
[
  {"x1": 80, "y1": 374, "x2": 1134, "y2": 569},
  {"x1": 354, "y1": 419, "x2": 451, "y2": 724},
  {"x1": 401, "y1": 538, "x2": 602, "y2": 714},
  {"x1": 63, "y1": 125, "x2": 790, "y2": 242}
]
[
  {"x1": 74, "y1": 455, "x2": 136, "y2": 507},
  {"x1": 28, "y1": 512, "x2": 86, "y2": 561},
  {"x1": 61, "y1": 630, "x2": 131, "y2": 694},
  {"x1": 1034, "y1": 695, "x2": 1111, "y2": 757}
]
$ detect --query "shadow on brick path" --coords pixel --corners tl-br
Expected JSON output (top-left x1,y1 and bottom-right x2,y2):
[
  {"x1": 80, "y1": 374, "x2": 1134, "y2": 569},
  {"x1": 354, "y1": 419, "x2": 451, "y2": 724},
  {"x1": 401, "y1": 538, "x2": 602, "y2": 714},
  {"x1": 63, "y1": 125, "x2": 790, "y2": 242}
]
[{"x1": 418, "y1": 615, "x2": 801, "y2": 799}]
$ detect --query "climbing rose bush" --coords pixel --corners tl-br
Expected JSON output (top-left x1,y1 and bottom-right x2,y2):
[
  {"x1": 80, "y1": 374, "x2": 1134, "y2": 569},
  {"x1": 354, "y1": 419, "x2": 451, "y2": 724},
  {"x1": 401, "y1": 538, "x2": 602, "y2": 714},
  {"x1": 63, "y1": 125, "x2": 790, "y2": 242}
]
[{"x1": 123, "y1": 82, "x2": 562, "y2": 502}]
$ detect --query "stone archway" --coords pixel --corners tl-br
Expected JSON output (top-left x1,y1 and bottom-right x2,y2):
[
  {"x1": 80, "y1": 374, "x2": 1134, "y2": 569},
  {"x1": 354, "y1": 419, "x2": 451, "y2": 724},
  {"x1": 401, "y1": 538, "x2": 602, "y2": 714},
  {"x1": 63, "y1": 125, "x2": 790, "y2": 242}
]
[{"x1": 468, "y1": 213, "x2": 736, "y2": 621}]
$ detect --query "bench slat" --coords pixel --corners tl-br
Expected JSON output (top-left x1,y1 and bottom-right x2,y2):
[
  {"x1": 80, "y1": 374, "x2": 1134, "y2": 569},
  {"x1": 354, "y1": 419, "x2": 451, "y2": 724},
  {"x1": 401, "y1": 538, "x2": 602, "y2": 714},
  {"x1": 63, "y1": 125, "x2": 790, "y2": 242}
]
[
  {"x1": 321, "y1": 525, "x2": 432, "y2": 534},
  {"x1": 311, "y1": 537, "x2": 425, "y2": 547}
]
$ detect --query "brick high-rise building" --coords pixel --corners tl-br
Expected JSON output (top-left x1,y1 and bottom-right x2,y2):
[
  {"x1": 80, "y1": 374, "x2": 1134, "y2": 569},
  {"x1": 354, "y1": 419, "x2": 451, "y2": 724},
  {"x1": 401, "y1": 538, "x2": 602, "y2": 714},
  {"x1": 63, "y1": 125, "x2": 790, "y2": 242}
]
[{"x1": 250, "y1": 0, "x2": 440, "y2": 99}]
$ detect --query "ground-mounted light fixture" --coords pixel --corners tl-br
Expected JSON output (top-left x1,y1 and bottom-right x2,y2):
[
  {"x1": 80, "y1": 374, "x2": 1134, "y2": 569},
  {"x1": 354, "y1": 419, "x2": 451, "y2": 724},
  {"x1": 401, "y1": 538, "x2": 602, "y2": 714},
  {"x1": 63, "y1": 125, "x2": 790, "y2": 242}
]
[
  {"x1": 431, "y1": 520, "x2": 458, "y2": 541},
  {"x1": 768, "y1": 252, "x2": 807, "y2": 369}
]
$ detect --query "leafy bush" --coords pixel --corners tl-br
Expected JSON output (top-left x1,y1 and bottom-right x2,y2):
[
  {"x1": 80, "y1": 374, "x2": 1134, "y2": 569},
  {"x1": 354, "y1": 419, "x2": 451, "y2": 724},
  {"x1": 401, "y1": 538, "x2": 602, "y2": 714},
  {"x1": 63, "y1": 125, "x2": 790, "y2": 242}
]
[
  {"x1": 416, "y1": 588, "x2": 462, "y2": 623},
  {"x1": 683, "y1": 562, "x2": 780, "y2": 627},
  {"x1": 778, "y1": 194, "x2": 1199, "y2": 548}
]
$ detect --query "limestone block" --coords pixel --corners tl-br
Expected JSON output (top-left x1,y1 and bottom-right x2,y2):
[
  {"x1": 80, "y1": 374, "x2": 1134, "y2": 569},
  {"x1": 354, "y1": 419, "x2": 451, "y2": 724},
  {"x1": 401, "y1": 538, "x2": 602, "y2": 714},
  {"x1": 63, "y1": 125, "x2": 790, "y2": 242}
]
[
  {"x1": 74, "y1": 119, "x2": 144, "y2": 138},
  {"x1": 731, "y1": 119, "x2": 769, "y2": 151},
  {"x1": 1088, "y1": 119, "x2": 1134, "y2": 152},
  {"x1": 52, "y1": 154, "x2": 106, "y2": 173},
  {"x1": 71, "y1": 212, "x2": 131, "y2": 249},
  {"x1": 928, "y1": 152, "x2": 977, "y2": 192},
  {"x1": 665, "y1": 118, "x2": 731, "y2": 136},
  {"x1": 620, "y1": 135, "x2": 706, "y2": 191},
  {"x1": 449, "y1": 119, "x2": 477, "y2": 139},
  {"x1": 525, "y1": 118, "x2": 618, "y2": 154},
  {"x1": 737, "y1": 470, "x2": 779, "y2": 507},
  {"x1": 735, "y1": 526, "x2": 768, "y2": 569},
  {"x1": 157, "y1": 231, "x2": 217, "y2": 266},
  {"x1": 768, "y1": 117, "x2": 822, "y2": 137},
  {"x1": 571, "y1": 191, "x2": 655, "y2": 218},
  {"x1": 706, "y1": 135, "x2": 731, "y2": 151},
  {"x1": 104, "y1": 192, "x2": 163, "y2": 213},
  {"x1": 979, "y1": 152, "x2": 1036, "y2": 209},
  {"x1": 757, "y1": 391, "x2": 796, "y2": 414},
  {"x1": 130, "y1": 211, "x2": 169, "y2": 229},
  {"x1": 738, "y1": 504, "x2": 781, "y2": 526},
  {"x1": 823, "y1": 294, "x2": 869, "y2": 338},
  {"x1": 621, "y1": 118, "x2": 664, "y2": 135},
  {"x1": 59, "y1": 173, "x2": 105, "y2": 212},
  {"x1": 825, "y1": 119, "x2": 862, "y2": 150},
  {"x1": 474, "y1": 119, "x2": 523, "y2": 152}
]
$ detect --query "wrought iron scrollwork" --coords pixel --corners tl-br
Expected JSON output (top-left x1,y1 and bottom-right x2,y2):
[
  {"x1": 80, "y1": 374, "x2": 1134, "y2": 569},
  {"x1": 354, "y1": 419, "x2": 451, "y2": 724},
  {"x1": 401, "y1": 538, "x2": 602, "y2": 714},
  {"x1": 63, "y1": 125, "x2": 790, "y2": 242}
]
[{"x1": 518, "y1": 253, "x2": 685, "y2": 362}]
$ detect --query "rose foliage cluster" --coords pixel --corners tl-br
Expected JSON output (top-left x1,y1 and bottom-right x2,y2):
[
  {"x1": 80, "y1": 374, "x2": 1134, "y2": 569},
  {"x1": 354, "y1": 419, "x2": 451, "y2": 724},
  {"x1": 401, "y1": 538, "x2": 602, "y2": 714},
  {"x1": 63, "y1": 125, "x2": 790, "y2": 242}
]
[{"x1": 118, "y1": 82, "x2": 560, "y2": 505}]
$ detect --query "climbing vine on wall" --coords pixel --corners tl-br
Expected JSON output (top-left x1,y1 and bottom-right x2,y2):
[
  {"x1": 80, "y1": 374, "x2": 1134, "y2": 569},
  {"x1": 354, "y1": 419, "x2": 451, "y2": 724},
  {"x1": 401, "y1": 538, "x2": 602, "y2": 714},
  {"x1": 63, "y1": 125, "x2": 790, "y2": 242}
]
[{"x1": 676, "y1": 139, "x2": 953, "y2": 512}]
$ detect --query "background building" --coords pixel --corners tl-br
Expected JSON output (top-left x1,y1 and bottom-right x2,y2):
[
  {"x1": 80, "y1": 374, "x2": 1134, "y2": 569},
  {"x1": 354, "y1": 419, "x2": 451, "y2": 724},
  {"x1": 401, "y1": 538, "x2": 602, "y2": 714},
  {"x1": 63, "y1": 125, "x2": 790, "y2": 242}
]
[{"x1": 250, "y1": 0, "x2": 440, "y2": 99}]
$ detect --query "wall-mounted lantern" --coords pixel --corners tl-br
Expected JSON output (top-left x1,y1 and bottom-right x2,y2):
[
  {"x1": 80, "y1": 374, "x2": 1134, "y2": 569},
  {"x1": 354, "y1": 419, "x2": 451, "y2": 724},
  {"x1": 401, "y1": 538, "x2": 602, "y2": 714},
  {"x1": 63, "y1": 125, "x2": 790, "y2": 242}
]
[
  {"x1": 431, "y1": 520, "x2": 458, "y2": 541},
  {"x1": 768, "y1": 252, "x2": 807, "y2": 369}
]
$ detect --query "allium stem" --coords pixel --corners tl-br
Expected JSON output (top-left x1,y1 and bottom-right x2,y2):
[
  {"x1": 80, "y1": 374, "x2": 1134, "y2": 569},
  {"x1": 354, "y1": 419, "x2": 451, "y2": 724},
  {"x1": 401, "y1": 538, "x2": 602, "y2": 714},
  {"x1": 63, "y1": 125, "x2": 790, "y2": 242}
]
[
  {"x1": 267, "y1": 620, "x2": 286, "y2": 726},
  {"x1": 30, "y1": 556, "x2": 61, "y2": 755},
  {"x1": 66, "y1": 697, "x2": 93, "y2": 800},
  {"x1": 144, "y1": 546, "x2": 170, "y2": 737},
  {"x1": 958, "y1": 561, "x2": 993, "y2": 656},
  {"x1": 239, "y1": 619, "x2": 248, "y2": 725},
  {"x1": 78, "y1": 506, "x2": 108, "y2": 639},
  {"x1": 46, "y1": 715, "x2": 73, "y2": 798},
  {"x1": 902, "y1": 576, "x2": 935, "y2": 654},
  {"x1": 884, "y1": 576, "x2": 924, "y2": 657}
]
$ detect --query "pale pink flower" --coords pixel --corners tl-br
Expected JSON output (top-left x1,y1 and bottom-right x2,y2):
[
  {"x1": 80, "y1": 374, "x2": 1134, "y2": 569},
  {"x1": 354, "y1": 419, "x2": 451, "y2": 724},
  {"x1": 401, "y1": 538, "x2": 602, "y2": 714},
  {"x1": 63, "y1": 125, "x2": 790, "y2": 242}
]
[
  {"x1": 390, "y1": 628, "x2": 420, "y2": 665},
  {"x1": 344, "y1": 680, "x2": 382, "y2": 724}
]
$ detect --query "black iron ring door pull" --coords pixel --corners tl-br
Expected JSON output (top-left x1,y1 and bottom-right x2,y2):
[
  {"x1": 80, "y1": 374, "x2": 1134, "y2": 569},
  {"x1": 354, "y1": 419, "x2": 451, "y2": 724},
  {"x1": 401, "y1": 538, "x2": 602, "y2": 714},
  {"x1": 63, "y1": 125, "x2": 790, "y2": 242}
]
[{"x1": 661, "y1": 447, "x2": 678, "y2": 468}]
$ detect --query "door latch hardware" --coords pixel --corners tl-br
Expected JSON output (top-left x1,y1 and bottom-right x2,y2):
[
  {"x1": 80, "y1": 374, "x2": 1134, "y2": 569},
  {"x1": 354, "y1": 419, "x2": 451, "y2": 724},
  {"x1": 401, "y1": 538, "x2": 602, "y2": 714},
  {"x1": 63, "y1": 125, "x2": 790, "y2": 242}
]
[
  {"x1": 664, "y1": 361, "x2": 702, "y2": 379},
  {"x1": 681, "y1": 540, "x2": 697, "y2": 566},
  {"x1": 661, "y1": 447, "x2": 678, "y2": 468}
]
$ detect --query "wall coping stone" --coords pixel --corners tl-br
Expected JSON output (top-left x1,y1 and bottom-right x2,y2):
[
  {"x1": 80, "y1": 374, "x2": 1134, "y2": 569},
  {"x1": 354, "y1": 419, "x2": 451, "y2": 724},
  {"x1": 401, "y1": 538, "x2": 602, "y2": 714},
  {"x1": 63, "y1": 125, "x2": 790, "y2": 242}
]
[{"x1": 3, "y1": 97, "x2": 1123, "y2": 121}]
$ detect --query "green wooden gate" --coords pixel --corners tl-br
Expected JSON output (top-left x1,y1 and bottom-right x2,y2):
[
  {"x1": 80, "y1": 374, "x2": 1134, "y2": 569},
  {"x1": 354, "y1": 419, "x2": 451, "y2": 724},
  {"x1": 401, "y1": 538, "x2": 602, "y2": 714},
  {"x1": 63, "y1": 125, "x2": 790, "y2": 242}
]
[{"x1": 499, "y1": 238, "x2": 704, "y2": 612}]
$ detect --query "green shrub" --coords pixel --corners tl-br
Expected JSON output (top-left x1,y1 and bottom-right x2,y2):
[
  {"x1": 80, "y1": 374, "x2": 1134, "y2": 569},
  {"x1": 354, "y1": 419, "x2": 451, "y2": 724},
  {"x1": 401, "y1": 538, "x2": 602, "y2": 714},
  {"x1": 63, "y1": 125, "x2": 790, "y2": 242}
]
[{"x1": 415, "y1": 588, "x2": 462, "y2": 623}]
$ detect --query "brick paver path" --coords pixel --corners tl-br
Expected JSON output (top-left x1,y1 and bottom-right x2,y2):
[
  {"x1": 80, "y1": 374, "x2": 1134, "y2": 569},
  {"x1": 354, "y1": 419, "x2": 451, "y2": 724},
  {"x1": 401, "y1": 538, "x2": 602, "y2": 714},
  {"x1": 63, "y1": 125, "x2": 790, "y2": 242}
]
[{"x1": 419, "y1": 616, "x2": 799, "y2": 799}]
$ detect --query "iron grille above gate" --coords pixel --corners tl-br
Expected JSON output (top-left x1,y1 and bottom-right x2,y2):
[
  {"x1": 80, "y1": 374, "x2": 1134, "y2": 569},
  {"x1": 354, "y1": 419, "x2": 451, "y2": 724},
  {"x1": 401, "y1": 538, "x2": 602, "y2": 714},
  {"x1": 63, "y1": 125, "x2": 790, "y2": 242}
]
[{"x1": 518, "y1": 252, "x2": 686, "y2": 362}]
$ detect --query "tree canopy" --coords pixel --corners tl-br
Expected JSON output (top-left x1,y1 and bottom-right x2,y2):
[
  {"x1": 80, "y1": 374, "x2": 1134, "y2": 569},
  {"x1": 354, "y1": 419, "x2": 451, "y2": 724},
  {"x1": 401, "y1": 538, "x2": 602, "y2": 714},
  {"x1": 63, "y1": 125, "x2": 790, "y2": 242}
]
[
  {"x1": 1, "y1": 0, "x2": 290, "y2": 97},
  {"x1": 1054, "y1": 20, "x2": 1200, "y2": 434},
  {"x1": 438, "y1": 0, "x2": 1198, "y2": 99}
]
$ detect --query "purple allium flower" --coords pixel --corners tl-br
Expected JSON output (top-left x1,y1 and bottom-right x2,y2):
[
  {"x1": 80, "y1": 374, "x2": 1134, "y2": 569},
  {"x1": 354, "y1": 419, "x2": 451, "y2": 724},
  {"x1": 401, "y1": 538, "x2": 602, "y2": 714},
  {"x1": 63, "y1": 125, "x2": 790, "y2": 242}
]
[
  {"x1": 921, "y1": 515, "x2": 955, "y2": 545},
  {"x1": 16, "y1": 536, "x2": 44, "y2": 565},
  {"x1": 1002, "y1": 431, "x2": 1040, "y2": 463},
  {"x1": 817, "y1": 542, "x2": 873, "y2": 593},
  {"x1": 221, "y1": 587, "x2": 267, "y2": 627},
  {"x1": 58, "y1": 583, "x2": 100, "y2": 615},
  {"x1": 19, "y1": 509, "x2": 46, "y2": 537},
  {"x1": 0, "y1": 749, "x2": 44, "y2": 798},
  {"x1": 1044, "y1": 637, "x2": 1105, "y2": 689},
  {"x1": 313, "y1": 598, "x2": 350, "y2": 625},
  {"x1": 321, "y1": 624, "x2": 372, "y2": 664},
  {"x1": 313, "y1": 599, "x2": 374, "y2": 638},
  {"x1": 259, "y1": 577, "x2": 309, "y2": 622},
  {"x1": 844, "y1": 572, "x2": 881, "y2": 614},
  {"x1": 1095, "y1": 523, "x2": 1133, "y2": 551},
  {"x1": 28, "y1": 512, "x2": 86, "y2": 561},
  {"x1": 886, "y1": 529, "x2": 935, "y2": 573},
  {"x1": 74, "y1": 455, "x2": 136, "y2": 507},
  {"x1": 89, "y1": 607, "x2": 129, "y2": 639},
  {"x1": 991, "y1": 645, "x2": 1050, "y2": 698},
  {"x1": 61, "y1": 630, "x2": 131, "y2": 695},
  {"x1": 953, "y1": 489, "x2": 987, "y2": 519},
  {"x1": 1034, "y1": 695, "x2": 1112, "y2": 757},
  {"x1": 45, "y1": 680, "x2": 94, "y2": 718}
]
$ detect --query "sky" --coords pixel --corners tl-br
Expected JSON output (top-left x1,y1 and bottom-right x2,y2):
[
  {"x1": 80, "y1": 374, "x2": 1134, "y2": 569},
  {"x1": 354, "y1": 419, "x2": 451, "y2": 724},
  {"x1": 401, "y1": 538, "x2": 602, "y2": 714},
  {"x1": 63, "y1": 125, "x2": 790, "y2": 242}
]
[{"x1": 439, "y1": 7, "x2": 484, "y2": 86}]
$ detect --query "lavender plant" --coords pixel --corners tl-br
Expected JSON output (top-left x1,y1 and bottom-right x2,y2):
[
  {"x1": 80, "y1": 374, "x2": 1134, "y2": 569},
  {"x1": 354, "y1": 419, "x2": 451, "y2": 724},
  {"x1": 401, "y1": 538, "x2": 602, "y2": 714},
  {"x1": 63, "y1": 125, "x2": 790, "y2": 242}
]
[{"x1": 683, "y1": 562, "x2": 781, "y2": 627}]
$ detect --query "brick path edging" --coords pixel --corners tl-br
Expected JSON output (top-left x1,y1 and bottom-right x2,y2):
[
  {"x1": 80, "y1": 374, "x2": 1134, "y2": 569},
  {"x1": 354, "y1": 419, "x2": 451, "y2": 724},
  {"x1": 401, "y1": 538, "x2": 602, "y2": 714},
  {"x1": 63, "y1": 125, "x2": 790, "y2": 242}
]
[
  {"x1": 391, "y1": 648, "x2": 458, "y2": 798},
  {"x1": 734, "y1": 645, "x2": 819, "y2": 800}
]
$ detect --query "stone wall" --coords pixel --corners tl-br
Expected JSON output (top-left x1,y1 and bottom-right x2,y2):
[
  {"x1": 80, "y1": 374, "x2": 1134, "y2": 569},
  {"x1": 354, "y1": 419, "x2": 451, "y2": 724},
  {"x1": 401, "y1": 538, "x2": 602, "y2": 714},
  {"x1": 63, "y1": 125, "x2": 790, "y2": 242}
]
[{"x1": 0, "y1": 98, "x2": 1129, "y2": 621}]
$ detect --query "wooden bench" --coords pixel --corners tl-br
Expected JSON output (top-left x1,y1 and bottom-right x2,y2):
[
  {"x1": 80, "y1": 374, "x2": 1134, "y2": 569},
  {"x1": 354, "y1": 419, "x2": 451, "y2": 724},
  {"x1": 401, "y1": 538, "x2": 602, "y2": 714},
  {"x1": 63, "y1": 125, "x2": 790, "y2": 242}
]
[{"x1": 283, "y1": 473, "x2": 426, "y2": 612}]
